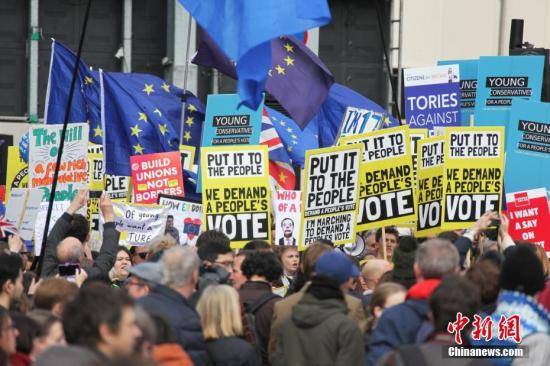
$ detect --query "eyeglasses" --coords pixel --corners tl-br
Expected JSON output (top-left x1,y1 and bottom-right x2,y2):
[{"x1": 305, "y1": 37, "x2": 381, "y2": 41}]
[{"x1": 137, "y1": 252, "x2": 147, "y2": 260}]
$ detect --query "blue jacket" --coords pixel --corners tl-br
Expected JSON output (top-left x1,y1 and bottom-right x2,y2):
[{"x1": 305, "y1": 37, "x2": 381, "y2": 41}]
[
  {"x1": 138, "y1": 284, "x2": 208, "y2": 365},
  {"x1": 366, "y1": 299, "x2": 429, "y2": 366}
]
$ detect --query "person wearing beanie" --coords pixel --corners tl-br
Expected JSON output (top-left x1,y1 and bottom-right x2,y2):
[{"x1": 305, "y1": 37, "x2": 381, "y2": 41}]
[
  {"x1": 471, "y1": 245, "x2": 550, "y2": 366},
  {"x1": 391, "y1": 236, "x2": 418, "y2": 289},
  {"x1": 272, "y1": 251, "x2": 365, "y2": 365}
]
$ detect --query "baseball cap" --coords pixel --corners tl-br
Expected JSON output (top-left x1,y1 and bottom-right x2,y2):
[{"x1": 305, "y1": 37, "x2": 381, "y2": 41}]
[
  {"x1": 315, "y1": 251, "x2": 360, "y2": 285},
  {"x1": 128, "y1": 261, "x2": 162, "y2": 284}
]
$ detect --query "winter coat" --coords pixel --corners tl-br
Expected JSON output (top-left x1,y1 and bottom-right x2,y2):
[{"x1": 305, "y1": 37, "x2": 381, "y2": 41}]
[
  {"x1": 139, "y1": 284, "x2": 208, "y2": 365},
  {"x1": 366, "y1": 279, "x2": 441, "y2": 366},
  {"x1": 272, "y1": 292, "x2": 365, "y2": 366},
  {"x1": 205, "y1": 336, "x2": 261, "y2": 366},
  {"x1": 42, "y1": 212, "x2": 119, "y2": 281},
  {"x1": 268, "y1": 281, "x2": 367, "y2": 359},
  {"x1": 152, "y1": 343, "x2": 194, "y2": 366}
]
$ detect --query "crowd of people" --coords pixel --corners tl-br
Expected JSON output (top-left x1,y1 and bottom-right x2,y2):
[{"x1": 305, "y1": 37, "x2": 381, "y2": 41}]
[{"x1": 0, "y1": 189, "x2": 549, "y2": 366}]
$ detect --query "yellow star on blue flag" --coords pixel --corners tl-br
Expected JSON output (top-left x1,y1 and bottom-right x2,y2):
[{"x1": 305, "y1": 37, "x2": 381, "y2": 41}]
[{"x1": 143, "y1": 84, "x2": 154, "y2": 95}]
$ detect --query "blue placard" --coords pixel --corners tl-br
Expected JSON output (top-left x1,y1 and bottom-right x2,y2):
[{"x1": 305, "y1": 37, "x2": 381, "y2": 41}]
[
  {"x1": 403, "y1": 65, "x2": 461, "y2": 132},
  {"x1": 505, "y1": 99, "x2": 550, "y2": 193},
  {"x1": 438, "y1": 59, "x2": 478, "y2": 125},
  {"x1": 197, "y1": 93, "x2": 264, "y2": 192},
  {"x1": 474, "y1": 56, "x2": 544, "y2": 127}
]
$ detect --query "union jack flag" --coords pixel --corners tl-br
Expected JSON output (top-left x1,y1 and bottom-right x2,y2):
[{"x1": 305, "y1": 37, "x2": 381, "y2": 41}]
[
  {"x1": 0, "y1": 202, "x2": 17, "y2": 239},
  {"x1": 260, "y1": 109, "x2": 296, "y2": 190}
]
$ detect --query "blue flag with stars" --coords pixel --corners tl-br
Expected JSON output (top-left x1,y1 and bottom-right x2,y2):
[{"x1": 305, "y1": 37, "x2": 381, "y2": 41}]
[
  {"x1": 44, "y1": 40, "x2": 102, "y2": 144},
  {"x1": 101, "y1": 71, "x2": 205, "y2": 176},
  {"x1": 178, "y1": 0, "x2": 331, "y2": 111}
]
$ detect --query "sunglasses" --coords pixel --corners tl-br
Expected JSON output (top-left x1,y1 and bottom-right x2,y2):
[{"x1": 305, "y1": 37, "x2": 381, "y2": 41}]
[{"x1": 136, "y1": 252, "x2": 147, "y2": 260}]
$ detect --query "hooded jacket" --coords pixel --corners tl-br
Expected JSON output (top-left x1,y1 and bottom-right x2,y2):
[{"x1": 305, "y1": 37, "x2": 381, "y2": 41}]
[{"x1": 272, "y1": 291, "x2": 365, "y2": 366}]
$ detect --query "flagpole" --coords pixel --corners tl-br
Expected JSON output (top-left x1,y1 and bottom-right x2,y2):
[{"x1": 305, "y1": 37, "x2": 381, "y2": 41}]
[
  {"x1": 179, "y1": 13, "x2": 193, "y2": 145},
  {"x1": 373, "y1": 0, "x2": 403, "y2": 124},
  {"x1": 35, "y1": 0, "x2": 93, "y2": 276}
]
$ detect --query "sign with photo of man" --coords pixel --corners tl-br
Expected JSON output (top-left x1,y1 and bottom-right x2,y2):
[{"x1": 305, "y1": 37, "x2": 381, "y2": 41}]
[{"x1": 273, "y1": 190, "x2": 301, "y2": 246}]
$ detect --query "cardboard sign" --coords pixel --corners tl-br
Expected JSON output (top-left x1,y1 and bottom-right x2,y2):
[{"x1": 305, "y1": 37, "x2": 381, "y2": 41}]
[
  {"x1": 410, "y1": 130, "x2": 428, "y2": 183},
  {"x1": 87, "y1": 143, "x2": 104, "y2": 191},
  {"x1": 179, "y1": 144, "x2": 196, "y2": 171},
  {"x1": 404, "y1": 65, "x2": 461, "y2": 131},
  {"x1": 441, "y1": 127, "x2": 505, "y2": 230},
  {"x1": 505, "y1": 99, "x2": 550, "y2": 193},
  {"x1": 34, "y1": 201, "x2": 72, "y2": 255},
  {"x1": 337, "y1": 107, "x2": 388, "y2": 140},
  {"x1": 158, "y1": 194, "x2": 203, "y2": 247},
  {"x1": 107, "y1": 202, "x2": 167, "y2": 246},
  {"x1": 29, "y1": 123, "x2": 89, "y2": 202},
  {"x1": 130, "y1": 151, "x2": 184, "y2": 204},
  {"x1": 474, "y1": 56, "x2": 544, "y2": 126},
  {"x1": 272, "y1": 190, "x2": 302, "y2": 246},
  {"x1": 6, "y1": 146, "x2": 28, "y2": 199},
  {"x1": 439, "y1": 59, "x2": 478, "y2": 125},
  {"x1": 105, "y1": 175, "x2": 131, "y2": 201},
  {"x1": 416, "y1": 137, "x2": 445, "y2": 236},
  {"x1": 299, "y1": 145, "x2": 361, "y2": 250},
  {"x1": 201, "y1": 145, "x2": 271, "y2": 248},
  {"x1": 201, "y1": 93, "x2": 263, "y2": 146},
  {"x1": 506, "y1": 188, "x2": 550, "y2": 252},
  {"x1": 340, "y1": 126, "x2": 417, "y2": 231},
  {"x1": 4, "y1": 188, "x2": 42, "y2": 241}
]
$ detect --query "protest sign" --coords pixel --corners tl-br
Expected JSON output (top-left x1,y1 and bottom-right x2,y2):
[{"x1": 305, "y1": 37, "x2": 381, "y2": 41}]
[
  {"x1": 299, "y1": 145, "x2": 361, "y2": 249},
  {"x1": 106, "y1": 202, "x2": 167, "y2": 246},
  {"x1": 441, "y1": 127, "x2": 505, "y2": 230},
  {"x1": 201, "y1": 93, "x2": 263, "y2": 146},
  {"x1": 272, "y1": 190, "x2": 302, "y2": 246},
  {"x1": 201, "y1": 145, "x2": 270, "y2": 248},
  {"x1": 416, "y1": 137, "x2": 445, "y2": 236},
  {"x1": 105, "y1": 175, "x2": 131, "y2": 201},
  {"x1": 158, "y1": 194, "x2": 203, "y2": 246},
  {"x1": 410, "y1": 129, "x2": 428, "y2": 183},
  {"x1": 198, "y1": 94, "x2": 264, "y2": 192},
  {"x1": 179, "y1": 144, "x2": 196, "y2": 171},
  {"x1": 439, "y1": 59, "x2": 478, "y2": 125},
  {"x1": 340, "y1": 126, "x2": 417, "y2": 231},
  {"x1": 29, "y1": 123, "x2": 89, "y2": 202},
  {"x1": 87, "y1": 144, "x2": 104, "y2": 192},
  {"x1": 505, "y1": 99, "x2": 550, "y2": 193},
  {"x1": 4, "y1": 188, "x2": 42, "y2": 241},
  {"x1": 506, "y1": 188, "x2": 550, "y2": 252},
  {"x1": 474, "y1": 56, "x2": 544, "y2": 126},
  {"x1": 34, "y1": 201, "x2": 72, "y2": 255},
  {"x1": 404, "y1": 65, "x2": 461, "y2": 131},
  {"x1": 130, "y1": 151, "x2": 184, "y2": 204},
  {"x1": 6, "y1": 146, "x2": 28, "y2": 199},
  {"x1": 337, "y1": 106, "x2": 389, "y2": 140}
]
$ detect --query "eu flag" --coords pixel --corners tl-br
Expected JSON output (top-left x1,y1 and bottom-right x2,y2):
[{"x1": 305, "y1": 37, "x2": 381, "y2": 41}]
[
  {"x1": 178, "y1": 0, "x2": 331, "y2": 110},
  {"x1": 44, "y1": 40, "x2": 102, "y2": 144},
  {"x1": 101, "y1": 71, "x2": 205, "y2": 176},
  {"x1": 193, "y1": 33, "x2": 334, "y2": 127}
]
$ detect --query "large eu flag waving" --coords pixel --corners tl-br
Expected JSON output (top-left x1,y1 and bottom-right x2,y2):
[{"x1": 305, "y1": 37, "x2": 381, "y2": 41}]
[
  {"x1": 44, "y1": 40, "x2": 102, "y2": 144},
  {"x1": 178, "y1": 0, "x2": 331, "y2": 110},
  {"x1": 101, "y1": 71, "x2": 205, "y2": 176}
]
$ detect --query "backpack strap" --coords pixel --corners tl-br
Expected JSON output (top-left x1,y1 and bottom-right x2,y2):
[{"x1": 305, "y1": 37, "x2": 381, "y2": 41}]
[{"x1": 247, "y1": 292, "x2": 280, "y2": 314}]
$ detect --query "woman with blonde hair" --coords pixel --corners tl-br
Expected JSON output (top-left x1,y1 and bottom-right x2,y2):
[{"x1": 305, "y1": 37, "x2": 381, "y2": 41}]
[
  {"x1": 364, "y1": 282, "x2": 407, "y2": 338},
  {"x1": 197, "y1": 284, "x2": 260, "y2": 366}
]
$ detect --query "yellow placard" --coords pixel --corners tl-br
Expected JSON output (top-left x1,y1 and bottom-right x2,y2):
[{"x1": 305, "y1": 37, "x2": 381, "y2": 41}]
[
  {"x1": 201, "y1": 145, "x2": 271, "y2": 249},
  {"x1": 6, "y1": 146, "x2": 28, "y2": 199},
  {"x1": 416, "y1": 136, "x2": 445, "y2": 237},
  {"x1": 179, "y1": 144, "x2": 196, "y2": 171},
  {"x1": 441, "y1": 127, "x2": 505, "y2": 230},
  {"x1": 339, "y1": 125, "x2": 417, "y2": 231},
  {"x1": 299, "y1": 144, "x2": 362, "y2": 250}
]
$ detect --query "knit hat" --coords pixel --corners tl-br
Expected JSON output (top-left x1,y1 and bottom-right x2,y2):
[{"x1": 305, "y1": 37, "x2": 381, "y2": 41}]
[
  {"x1": 500, "y1": 245, "x2": 546, "y2": 296},
  {"x1": 392, "y1": 236, "x2": 417, "y2": 286}
]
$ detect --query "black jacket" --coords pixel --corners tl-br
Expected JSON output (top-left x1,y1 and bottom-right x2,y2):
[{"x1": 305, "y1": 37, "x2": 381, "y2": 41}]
[
  {"x1": 206, "y1": 336, "x2": 260, "y2": 366},
  {"x1": 138, "y1": 284, "x2": 208, "y2": 366},
  {"x1": 41, "y1": 212, "x2": 119, "y2": 281}
]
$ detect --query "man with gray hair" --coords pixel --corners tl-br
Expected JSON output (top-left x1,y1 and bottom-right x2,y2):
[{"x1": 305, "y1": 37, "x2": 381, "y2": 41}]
[
  {"x1": 138, "y1": 246, "x2": 207, "y2": 365},
  {"x1": 366, "y1": 238, "x2": 460, "y2": 365}
]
